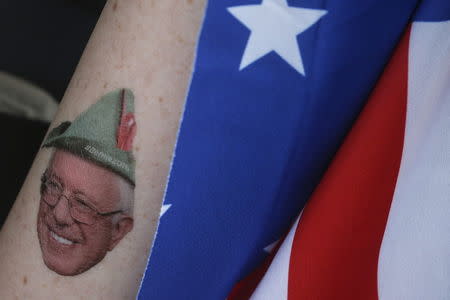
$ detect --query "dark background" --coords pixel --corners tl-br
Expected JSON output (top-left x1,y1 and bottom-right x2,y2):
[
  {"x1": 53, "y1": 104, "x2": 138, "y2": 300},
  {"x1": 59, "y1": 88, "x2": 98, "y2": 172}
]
[{"x1": 0, "y1": 0, "x2": 106, "y2": 227}]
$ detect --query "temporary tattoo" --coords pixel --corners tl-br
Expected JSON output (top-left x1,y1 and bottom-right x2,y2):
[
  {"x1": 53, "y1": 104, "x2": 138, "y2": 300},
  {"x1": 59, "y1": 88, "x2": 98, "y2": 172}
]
[{"x1": 36, "y1": 89, "x2": 136, "y2": 276}]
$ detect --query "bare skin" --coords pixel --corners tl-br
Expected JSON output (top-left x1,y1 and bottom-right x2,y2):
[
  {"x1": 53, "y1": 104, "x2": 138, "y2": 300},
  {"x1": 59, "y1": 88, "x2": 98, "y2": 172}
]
[{"x1": 0, "y1": 0, "x2": 206, "y2": 299}]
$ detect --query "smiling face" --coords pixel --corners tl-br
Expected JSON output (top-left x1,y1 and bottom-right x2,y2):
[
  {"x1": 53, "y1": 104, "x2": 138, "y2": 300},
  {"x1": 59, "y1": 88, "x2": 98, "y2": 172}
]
[{"x1": 37, "y1": 150, "x2": 134, "y2": 276}]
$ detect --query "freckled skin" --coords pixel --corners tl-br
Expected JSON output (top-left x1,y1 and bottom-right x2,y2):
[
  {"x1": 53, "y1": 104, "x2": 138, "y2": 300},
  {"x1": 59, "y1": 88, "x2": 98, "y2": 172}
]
[{"x1": 37, "y1": 150, "x2": 133, "y2": 276}]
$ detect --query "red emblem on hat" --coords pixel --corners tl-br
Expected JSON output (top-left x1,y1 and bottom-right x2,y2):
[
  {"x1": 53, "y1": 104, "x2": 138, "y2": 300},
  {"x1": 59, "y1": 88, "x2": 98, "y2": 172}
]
[{"x1": 117, "y1": 89, "x2": 137, "y2": 151}]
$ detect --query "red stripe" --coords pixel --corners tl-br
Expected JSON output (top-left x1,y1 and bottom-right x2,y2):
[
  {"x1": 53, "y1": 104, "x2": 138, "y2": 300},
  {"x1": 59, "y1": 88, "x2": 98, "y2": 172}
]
[{"x1": 288, "y1": 26, "x2": 411, "y2": 300}]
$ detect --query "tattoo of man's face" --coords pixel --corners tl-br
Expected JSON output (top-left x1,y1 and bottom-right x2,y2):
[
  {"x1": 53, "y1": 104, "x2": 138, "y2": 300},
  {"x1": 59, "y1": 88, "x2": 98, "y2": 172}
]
[{"x1": 36, "y1": 89, "x2": 136, "y2": 276}]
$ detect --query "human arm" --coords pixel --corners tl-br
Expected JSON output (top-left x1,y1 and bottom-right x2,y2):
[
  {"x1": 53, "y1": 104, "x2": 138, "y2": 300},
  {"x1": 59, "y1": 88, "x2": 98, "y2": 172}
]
[{"x1": 0, "y1": 0, "x2": 206, "y2": 298}]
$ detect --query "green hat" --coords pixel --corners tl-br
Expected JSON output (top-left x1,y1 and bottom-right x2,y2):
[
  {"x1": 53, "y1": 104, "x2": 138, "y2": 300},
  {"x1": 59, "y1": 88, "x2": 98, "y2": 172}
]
[{"x1": 43, "y1": 88, "x2": 136, "y2": 185}]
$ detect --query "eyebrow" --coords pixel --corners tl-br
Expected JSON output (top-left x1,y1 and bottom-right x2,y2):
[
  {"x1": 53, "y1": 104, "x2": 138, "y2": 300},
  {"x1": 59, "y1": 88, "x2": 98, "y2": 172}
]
[
  {"x1": 45, "y1": 169, "x2": 86, "y2": 195},
  {"x1": 43, "y1": 170, "x2": 63, "y2": 185},
  {"x1": 72, "y1": 189, "x2": 101, "y2": 209}
]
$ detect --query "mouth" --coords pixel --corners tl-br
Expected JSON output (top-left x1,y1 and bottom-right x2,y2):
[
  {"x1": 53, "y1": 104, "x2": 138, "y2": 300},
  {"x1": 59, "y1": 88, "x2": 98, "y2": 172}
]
[{"x1": 49, "y1": 229, "x2": 77, "y2": 246}]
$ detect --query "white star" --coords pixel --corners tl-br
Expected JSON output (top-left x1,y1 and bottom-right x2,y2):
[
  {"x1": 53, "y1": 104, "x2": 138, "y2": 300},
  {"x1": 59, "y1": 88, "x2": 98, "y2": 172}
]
[
  {"x1": 228, "y1": 0, "x2": 327, "y2": 75},
  {"x1": 160, "y1": 204, "x2": 172, "y2": 217}
]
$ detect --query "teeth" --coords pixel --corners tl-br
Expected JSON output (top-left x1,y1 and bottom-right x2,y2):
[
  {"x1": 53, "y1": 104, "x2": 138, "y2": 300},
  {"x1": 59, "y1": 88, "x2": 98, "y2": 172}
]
[{"x1": 50, "y1": 231, "x2": 74, "y2": 245}]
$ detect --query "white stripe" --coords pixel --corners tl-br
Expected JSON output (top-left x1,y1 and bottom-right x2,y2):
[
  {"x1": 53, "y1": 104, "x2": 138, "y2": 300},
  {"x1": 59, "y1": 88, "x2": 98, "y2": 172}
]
[
  {"x1": 250, "y1": 211, "x2": 302, "y2": 300},
  {"x1": 378, "y1": 20, "x2": 450, "y2": 300}
]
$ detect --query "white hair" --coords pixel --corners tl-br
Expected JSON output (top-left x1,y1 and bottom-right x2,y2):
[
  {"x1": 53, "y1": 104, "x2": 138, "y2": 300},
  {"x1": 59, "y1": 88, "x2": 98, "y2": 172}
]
[{"x1": 116, "y1": 176, "x2": 135, "y2": 216}]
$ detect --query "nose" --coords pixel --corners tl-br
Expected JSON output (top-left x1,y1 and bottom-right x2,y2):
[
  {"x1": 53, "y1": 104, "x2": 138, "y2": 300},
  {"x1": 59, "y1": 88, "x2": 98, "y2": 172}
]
[{"x1": 53, "y1": 195, "x2": 75, "y2": 225}]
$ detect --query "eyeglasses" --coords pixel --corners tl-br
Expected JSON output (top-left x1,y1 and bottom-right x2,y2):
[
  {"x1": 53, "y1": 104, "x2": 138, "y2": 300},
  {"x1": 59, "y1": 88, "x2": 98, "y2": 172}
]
[{"x1": 40, "y1": 172, "x2": 123, "y2": 225}]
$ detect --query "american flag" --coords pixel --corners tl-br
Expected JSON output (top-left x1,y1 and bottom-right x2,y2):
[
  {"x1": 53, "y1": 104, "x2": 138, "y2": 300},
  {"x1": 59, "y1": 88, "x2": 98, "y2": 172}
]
[{"x1": 138, "y1": 0, "x2": 450, "y2": 299}]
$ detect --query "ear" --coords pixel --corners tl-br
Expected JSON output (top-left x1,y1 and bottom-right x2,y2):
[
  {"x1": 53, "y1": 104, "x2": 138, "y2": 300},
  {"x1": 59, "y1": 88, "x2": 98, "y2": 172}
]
[{"x1": 108, "y1": 214, "x2": 134, "y2": 251}]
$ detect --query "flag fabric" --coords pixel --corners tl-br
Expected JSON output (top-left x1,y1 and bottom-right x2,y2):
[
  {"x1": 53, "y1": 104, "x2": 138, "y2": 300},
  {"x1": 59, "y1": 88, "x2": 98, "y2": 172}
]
[
  {"x1": 137, "y1": 0, "x2": 450, "y2": 299},
  {"x1": 229, "y1": 1, "x2": 450, "y2": 299}
]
